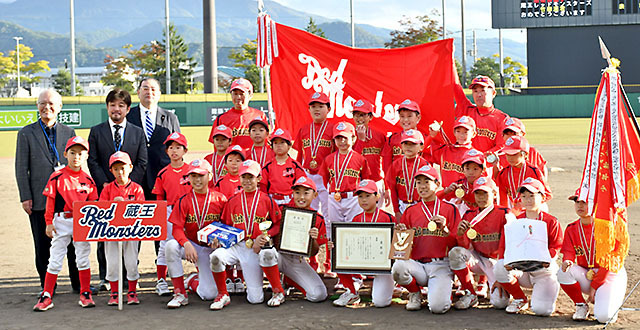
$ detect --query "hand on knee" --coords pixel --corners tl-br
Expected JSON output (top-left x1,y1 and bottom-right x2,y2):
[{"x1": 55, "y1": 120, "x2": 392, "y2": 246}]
[
  {"x1": 259, "y1": 249, "x2": 278, "y2": 267},
  {"x1": 448, "y1": 247, "x2": 467, "y2": 270},
  {"x1": 209, "y1": 254, "x2": 225, "y2": 273}
]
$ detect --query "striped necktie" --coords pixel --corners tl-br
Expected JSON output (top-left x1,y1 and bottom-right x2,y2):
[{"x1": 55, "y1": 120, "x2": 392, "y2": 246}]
[{"x1": 144, "y1": 110, "x2": 154, "y2": 140}]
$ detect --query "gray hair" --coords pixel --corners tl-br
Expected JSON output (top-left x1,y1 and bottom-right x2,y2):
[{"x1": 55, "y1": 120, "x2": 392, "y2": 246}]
[{"x1": 37, "y1": 88, "x2": 63, "y2": 105}]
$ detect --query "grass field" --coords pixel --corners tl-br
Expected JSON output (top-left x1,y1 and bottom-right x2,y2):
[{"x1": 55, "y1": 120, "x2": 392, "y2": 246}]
[{"x1": 0, "y1": 118, "x2": 593, "y2": 158}]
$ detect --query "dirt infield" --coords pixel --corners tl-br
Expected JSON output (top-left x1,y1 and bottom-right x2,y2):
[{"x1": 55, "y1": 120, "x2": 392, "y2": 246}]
[{"x1": 1, "y1": 145, "x2": 639, "y2": 329}]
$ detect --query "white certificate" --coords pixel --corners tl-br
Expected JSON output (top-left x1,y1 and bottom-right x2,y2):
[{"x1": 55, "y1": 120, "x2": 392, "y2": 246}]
[
  {"x1": 279, "y1": 207, "x2": 316, "y2": 256},
  {"x1": 332, "y1": 223, "x2": 394, "y2": 274}
]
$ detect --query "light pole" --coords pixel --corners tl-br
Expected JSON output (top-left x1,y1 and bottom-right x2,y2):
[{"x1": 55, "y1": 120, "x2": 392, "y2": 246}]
[{"x1": 13, "y1": 36, "x2": 22, "y2": 92}]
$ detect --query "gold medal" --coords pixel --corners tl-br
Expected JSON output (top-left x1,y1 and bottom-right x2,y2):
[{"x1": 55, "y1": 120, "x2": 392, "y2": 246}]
[
  {"x1": 455, "y1": 188, "x2": 465, "y2": 199},
  {"x1": 245, "y1": 238, "x2": 254, "y2": 249},
  {"x1": 427, "y1": 221, "x2": 437, "y2": 232},
  {"x1": 334, "y1": 192, "x2": 342, "y2": 202},
  {"x1": 466, "y1": 228, "x2": 477, "y2": 240},
  {"x1": 310, "y1": 160, "x2": 318, "y2": 169},
  {"x1": 586, "y1": 269, "x2": 595, "y2": 281},
  {"x1": 407, "y1": 199, "x2": 413, "y2": 204}
]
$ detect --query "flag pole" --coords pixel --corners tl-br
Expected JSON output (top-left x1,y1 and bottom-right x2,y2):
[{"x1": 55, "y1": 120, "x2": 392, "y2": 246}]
[{"x1": 257, "y1": 0, "x2": 276, "y2": 130}]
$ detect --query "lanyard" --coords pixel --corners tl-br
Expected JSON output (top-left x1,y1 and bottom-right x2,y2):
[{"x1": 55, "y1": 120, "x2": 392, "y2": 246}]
[
  {"x1": 578, "y1": 221, "x2": 596, "y2": 268},
  {"x1": 191, "y1": 190, "x2": 212, "y2": 230},
  {"x1": 420, "y1": 199, "x2": 441, "y2": 220},
  {"x1": 38, "y1": 119, "x2": 60, "y2": 164},
  {"x1": 361, "y1": 208, "x2": 380, "y2": 223},
  {"x1": 402, "y1": 156, "x2": 420, "y2": 201},
  {"x1": 241, "y1": 191, "x2": 261, "y2": 237},
  {"x1": 333, "y1": 150, "x2": 354, "y2": 192},
  {"x1": 309, "y1": 121, "x2": 328, "y2": 159}
]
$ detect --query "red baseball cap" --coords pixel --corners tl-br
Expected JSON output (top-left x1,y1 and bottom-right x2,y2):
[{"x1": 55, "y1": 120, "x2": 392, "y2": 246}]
[
  {"x1": 333, "y1": 121, "x2": 356, "y2": 139},
  {"x1": 65, "y1": 136, "x2": 89, "y2": 152},
  {"x1": 503, "y1": 135, "x2": 530, "y2": 155},
  {"x1": 230, "y1": 78, "x2": 253, "y2": 94},
  {"x1": 164, "y1": 132, "x2": 188, "y2": 148},
  {"x1": 568, "y1": 188, "x2": 586, "y2": 202},
  {"x1": 454, "y1": 116, "x2": 477, "y2": 131},
  {"x1": 352, "y1": 99, "x2": 374, "y2": 114},
  {"x1": 356, "y1": 179, "x2": 378, "y2": 194},
  {"x1": 187, "y1": 159, "x2": 212, "y2": 176},
  {"x1": 211, "y1": 124, "x2": 232, "y2": 139},
  {"x1": 400, "y1": 129, "x2": 424, "y2": 144},
  {"x1": 248, "y1": 116, "x2": 269, "y2": 131},
  {"x1": 461, "y1": 149, "x2": 485, "y2": 167},
  {"x1": 239, "y1": 159, "x2": 261, "y2": 177},
  {"x1": 397, "y1": 99, "x2": 420, "y2": 113},
  {"x1": 292, "y1": 176, "x2": 317, "y2": 192},
  {"x1": 518, "y1": 177, "x2": 546, "y2": 194},
  {"x1": 109, "y1": 151, "x2": 132, "y2": 167},
  {"x1": 503, "y1": 117, "x2": 526, "y2": 135},
  {"x1": 308, "y1": 92, "x2": 330, "y2": 105},
  {"x1": 469, "y1": 75, "x2": 496, "y2": 89},
  {"x1": 472, "y1": 176, "x2": 497, "y2": 193},
  {"x1": 269, "y1": 128, "x2": 293, "y2": 143},
  {"x1": 414, "y1": 164, "x2": 439, "y2": 181},
  {"x1": 224, "y1": 144, "x2": 246, "y2": 160}
]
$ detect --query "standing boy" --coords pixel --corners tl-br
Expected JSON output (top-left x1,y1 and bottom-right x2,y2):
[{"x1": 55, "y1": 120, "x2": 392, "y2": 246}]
[
  {"x1": 213, "y1": 145, "x2": 245, "y2": 197},
  {"x1": 427, "y1": 116, "x2": 476, "y2": 189},
  {"x1": 245, "y1": 117, "x2": 275, "y2": 168},
  {"x1": 205, "y1": 124, "x2": 233, "y2": 183},
  {"x1": 260, "y1": 128, "x2": 306, "y2": 205},
  {"x1": 384, "y1": 99, "x2": 422, "y2": 172}
]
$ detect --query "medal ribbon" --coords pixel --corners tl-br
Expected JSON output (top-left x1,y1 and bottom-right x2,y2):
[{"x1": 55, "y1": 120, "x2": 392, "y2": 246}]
[
  {"x1": 191, "y1": 189, "x2": 212, "y2": 230},
  {"x1": 333, "y1": 150, "x2": 354, "y2": 192},
  {"x1": 241, "y1": 191, "x2": 261, "y2": 237},
  {"x1": 213, "y1": 153, "x2": 225, "y2": 182},
  {"x1": 468, "y1": 204, "x2": 495, "y2": 227},
  {"x1": 309, "y1": 121, "x2": 328, "y2": 161},
  {"x1": 361, "y1": 208, "x2": 380, "y2": 223},
  {"x1": 251, "y1": 145, "x2": 268, "y2": 167},
  {"x1": 578, "y1": 221, "x2": 596, "y2": 268},
  {"x1": 420, "y1": 198, "x2": 441, "y2": 221},
  {"x1": 402, "y1": 156, "x2": 420, "y2": 201},
  {"x1": 507, "y1": 165, "x2": 527, "y2": 207}
]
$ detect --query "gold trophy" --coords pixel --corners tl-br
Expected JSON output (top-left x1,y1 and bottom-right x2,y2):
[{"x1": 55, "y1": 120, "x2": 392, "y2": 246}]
[{"x1": 258, "y1": 221, "x2": 273, "y2": 249}]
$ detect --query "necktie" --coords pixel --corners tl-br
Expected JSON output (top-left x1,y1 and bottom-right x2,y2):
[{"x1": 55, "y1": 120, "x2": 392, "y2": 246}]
[
  {"x1": 114, "y1": 124, "x2": 122, "y2": 150},
  {"x1": 145, "y1": 110, "x2": 154, "y2": 140}
]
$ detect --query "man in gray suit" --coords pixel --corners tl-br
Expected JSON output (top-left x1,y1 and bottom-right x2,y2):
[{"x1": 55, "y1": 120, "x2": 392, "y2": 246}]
[{"x1": 15, "y1": 89, "x2": 80, "y2": 293}]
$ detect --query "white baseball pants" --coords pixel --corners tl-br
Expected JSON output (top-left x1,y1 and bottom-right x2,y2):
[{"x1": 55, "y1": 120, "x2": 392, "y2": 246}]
[
  {"x1": 392, "y1": 258, "x2": 453, "y2": 313},
  {"x1": 278, "y1": 253, "x2": 327, "y2": 302},
  {"x1": 47, "y1": 213, "x2": 91, "y2": 274},
  {"x1": 326, "y1": 194, "x2": 361, "y2": 240},
  {"x1": 306, "y1": 172, "x2": 329, "y2": 217},
  {"x1": 165, "y1": 239, "x2": 218, "y2": 300},
  {"x1": 105, "y1": 241, "x2": 140, "y2": 282}
]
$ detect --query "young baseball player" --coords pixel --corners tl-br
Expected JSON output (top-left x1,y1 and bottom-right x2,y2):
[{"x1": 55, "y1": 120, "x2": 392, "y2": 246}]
[
  {"x1": 209, "y1": 160, "x2": 285, "y2": 309},
  {"x1": 427, "y1": 115, "x2": 476, "y2": 189},
  {"x1": 260, "y1": 128, "x2": 306, "y2": 205},
  {"x1": 557, "y1": 189, "x2": 628, "y2": 323},
  {"x1": 334, "y1": 180, "x2": 396, "y2": 308},
  {"x1": 165, "y1": 159, "x2": 228, "y2": 308},
  {"x1": 383, "y1": 99, "x2": 422, "y2": 172},
  {"x1": 245, "y1": 117, "x2": 275, "y2": 168},
  {"x1": 352, "y1": 99, "x2": 391, "y2": 207},
  {"x1": 385, "y1": 129, "x2": 430, "y2": 220},
  {"x1": 276, "y1": 176, "x2": 328, "y2": 302},
  {"x1": 448, "y1": 177, "x2": 513, "y2": 310},
  {"x1": 99, "y1": 151, "x2": 145, "y2": 305},
  {"x1": 151, "y1": 132, "x2": 192, "y2": 296},
  {"x1": 208, "y1": 78, "x2": 267, "y2": 149},
  {"x1": 437, "y1": 149, "x2": 486, "y2": 215},
  {"x1": 489, "y1": 117, "x2": 548, "y2": 180},
  {"x1": 212, "y1": 145, "x2": 245, "y2": 197},
  {"x1": 494, "y1": 135, "x2": 551, "y2": 215},
  {"x1": 205, "y1": 124, "x2": 233, "y2": 183},
  {"x1": 33, "y1": 136, "x2": 99, "y2": 311},
  {"x1": 493, "y1": 178, "x2": 563, "y2": 316},
  {"x1": 392, "y1": 165, "x2": 458, "y2": 313}
]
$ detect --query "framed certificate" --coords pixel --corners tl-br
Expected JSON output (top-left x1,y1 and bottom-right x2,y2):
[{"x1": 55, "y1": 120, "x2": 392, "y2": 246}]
[
  {"x1": 331, "y1": 222, "x2": 394, "y2": 275},
  {"x1": 278, "y1": 207, "x2": 317, "y2": 257}
]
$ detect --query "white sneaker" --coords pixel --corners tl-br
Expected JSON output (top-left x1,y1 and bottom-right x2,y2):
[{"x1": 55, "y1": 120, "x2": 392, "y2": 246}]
[
  {"x1": 334, "y1": 282, "x2": 345, "y2": 290},
  {"x1": 406, "y1": 291, "x2": 422, "y2": 311},
  {"x1": 267, "y1": 292, "x2": 285, "y2": 307},
  {"x1": 505, "y1": 299, "x2": 528, "y2": 314},
  {"x1": 353, "y1": 277, "x2": 364, "y2": 292},
  {"x1": 184, "y1": 273, "x2": 198, "y2": 293},
  {"x1": 226, "y1": 278, "x2": 235, "y2": 294},
  {"x1": 572, "y1": 303, "x2": 589, "y2": 321},
  {"x1": 476, "y1": 282, "x2": 488, "y2": 299},
  {"x1": 333, "y1": 291, "x2": 360, "y2": 307},
  {"x1": 210, "y1": 294, "x2": 231, "y2": 310},
  {"x1": 234, "y1": 278, "x2": 245, "y2": 293},
  {"x1": 156, "y1": 278, "x2": 171, "y2": 297},
  {"x1": 454, "y1": 291, "x2": 479, "y2": 310},
  {"x1": 166, "y1": 293, "x2": 188, "y2": 308}
]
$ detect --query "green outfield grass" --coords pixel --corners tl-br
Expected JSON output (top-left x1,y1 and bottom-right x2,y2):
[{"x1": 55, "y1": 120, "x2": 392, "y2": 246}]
[{"x1": 0, "y1": 118, "x2": 595, "y2": 158}]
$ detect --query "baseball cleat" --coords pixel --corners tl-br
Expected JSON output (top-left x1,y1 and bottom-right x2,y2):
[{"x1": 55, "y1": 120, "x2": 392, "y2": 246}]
[
  {"x1": 333, "y1": 291, "x2": 360, "y2": 307},
  {"x1": 454, "y1": 291, "x2": 479, "y2": 310},
  {"x1": 210, "y1": 294, "x2": 231, "y2": 310},
  {"x1": 98, "y1": 280, "x2": 110, "y2": 292},
  {"x1": 226, "y1": 278, "x2": 235, "y2": 294},
  {"x1": 505, "y1": 299, "x2": 528, "y2": 314},
  {"x1": 78, "y1": 291, "x2": 96, "y2": 308},
  {"x1": 184, "y1": 273, "x2": 199, "y2": 293},
  {"x1": 33, "y1": 294, "x2": 54, "y2": 311},
  {"x1": 167, "y1": 293, "x2": 189, "y2": 308},
  {"x1": 155, "y1": 278, "x2": 171, "y2": 296},
  {"x1": 406, "y1": 292, "x2": 423, "y2": 311},
  {"x1": 107, "y1": 293, "x2": 119, "y2": 306},
  {"x1": 233, "y1": 278, "x2": 245, "y2": 293},
  {"x1": 572, "y1": 303, "x2": 589, "y2": 321},
  {"x1": 267, "y1": 292, "x2": 285, "y2": 307},
  {"x1": 127, "y1": 292, "x2": 140, "y2": 305},
  {"x1": 476, "y1": 282, "x2": 488, "y2": 299}
]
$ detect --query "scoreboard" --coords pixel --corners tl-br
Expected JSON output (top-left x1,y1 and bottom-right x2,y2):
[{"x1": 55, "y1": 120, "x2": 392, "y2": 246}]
[{"x1": 520, "y1": 0, "x2": 592, "y2": 19}]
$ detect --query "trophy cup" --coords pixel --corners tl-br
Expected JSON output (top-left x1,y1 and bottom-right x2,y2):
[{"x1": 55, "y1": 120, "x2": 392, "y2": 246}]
[{"x1": 259, "y1": 221, "x2": 273, "y2": 249}]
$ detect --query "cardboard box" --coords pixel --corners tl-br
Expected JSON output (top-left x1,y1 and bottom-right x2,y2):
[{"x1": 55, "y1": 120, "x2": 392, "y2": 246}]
[{"x1": 197, "y1": 222, "x2": 246, "y2": 248}]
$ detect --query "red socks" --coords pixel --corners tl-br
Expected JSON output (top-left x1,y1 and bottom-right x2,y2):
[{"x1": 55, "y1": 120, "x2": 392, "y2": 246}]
[
  {"x1": 43, "y1": 272, "x2": 58, "y2": 296},
  {"x1": 187, "y1": 275, "x2": 200, "y2": 293},
  {"x1": 337, "y1": 274, "x2": 357, "y2": 294},
  {"x1": 500, "y1": 280, "x2": 527, "y2": 300},
  {"x1": 213, "y1": 271, "x2": 228, "y2": 295},
  {"x1": 171, "y1": 276, "x2": 186, "y2": 295},
  {"x1": 79, "y1": 269, "x2": 91, "y2": 294},
  {"x1": 561, "y1": 283, "x2": 586, "y2": 304},
  {"x1": 110, "y1": 281, "x2": 118, "y2": 295},
  {"x1": 262, "y1": 265, "x2": 284, "y2": 293},
  {"x1": 403, "y1": 278, "x2": 420, "y2": 293},
  {"x1": 157, "y1": 265, "x2": 167, "y2": 280},
  {"x1": 453, "y1": 267, "x2": 476, "y2": 293}
]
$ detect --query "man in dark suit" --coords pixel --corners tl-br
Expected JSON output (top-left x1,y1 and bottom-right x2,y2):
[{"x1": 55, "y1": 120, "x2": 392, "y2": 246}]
[
  {"x1": 15, "y1": 89, "x2": 81, "y2": 293},
  {"x1": 88, "y1": 88, "x2": 148, "y2": 290}
]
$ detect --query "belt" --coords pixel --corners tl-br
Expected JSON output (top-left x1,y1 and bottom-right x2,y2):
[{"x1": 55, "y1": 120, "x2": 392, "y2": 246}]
[
  {"x1": 54, "y1": 211, "x2": 73, "y2": 219},
  {"x1": 417, "y1": 257, "x2": 446, "y2": 263},
  {"x1": 332, "y1": 191, "x2": 355, "y2": 199}
]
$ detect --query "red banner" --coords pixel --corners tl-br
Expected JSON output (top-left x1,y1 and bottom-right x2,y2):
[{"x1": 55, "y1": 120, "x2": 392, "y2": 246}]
[
  {"x1": 73, "y1": 201, "x2": 167, "y2": 242},
  {"x1": 270, "y1": 23, "x2": 456, "y2": 137}
]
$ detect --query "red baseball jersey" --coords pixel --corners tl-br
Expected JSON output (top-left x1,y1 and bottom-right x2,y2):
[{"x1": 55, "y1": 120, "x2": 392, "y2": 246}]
[
  {"x1": 293, "y1": 121, "x2": 335, "y2": 175},
  {"x1": 213, "y1": 173, "x2": 242, "y2": 199},
  {"x1": 244, "y1": 145, "x2": 275, "y2": 168},
  {"x1": 208, "y1": 107, "x2": 267, "y2": 149},
  {"x1": 169, "y1": 189, "x2": 227, "y2": 246},
  {"x1": 383, "y1": 131, "x2": 403, "y2": 172},
  {"x1": 455, "y1": 205, "x2": 510, "y2": 259},
  {"x1": 496, "y1": 145, "x2": 548, "y2": 180},
  {"x1": 436, "y1": 176, "x2": 477, "y2": 208},
  {"x1": 319, "y1": 150, "x2": 372, "y2": 193},
  {"x1": 260, "y1": 157, "x2": 306, "y2": 196},
  {"x1": 221, "y1": 190, "x2": 282, "y2": 239},
  {"x1": 352, "y1": 208, "x2": 396, "y2": 224},
  {"x1": 385, "y1": 155, "x2": 430, "y2": 213},
  {"x1": 454, "y1": 85, "x2": 509, "y2": 153},
  {"x1": 43, "y1": 166, "x2": 98, "y2": 225},
  {"x1": 427, "y1": 141, "x2": 473, "y2": 188},
  {"x1": 353, "y1": 127, "x2": 390, "y2": 182},
  {"x1": 495, "y1": 162, "x2": 551, "y2": 213},
  {"x1": 99, "y1": 180, "x2": 145, "y2": 202},
  {"x1": 205, "y1": 152, "x2": 228, "y2": 183},
  {"x1": 152, "y1": 163, "x2": 192, "y2": 207},
  {"x1": 282, "y1": 201, "x2": 328, "y2": 246},
  {"x1": 400, "y1": 199, "x2": 458, "y2": 260},
  {"x1": 562, "y1": 219, "x2": 609, "y2": 289},
  {"x1": 497, "y1": 211, "x2": 563, "y2": 260}
]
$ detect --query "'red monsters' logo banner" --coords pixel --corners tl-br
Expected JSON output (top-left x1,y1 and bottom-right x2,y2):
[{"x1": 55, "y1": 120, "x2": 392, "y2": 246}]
[
  {"x1": 73, "y1": 201, "x2": 167, "y2": 242},
  {"x1": 270, "y1": 23, "x2": 456, "y2": 137}
]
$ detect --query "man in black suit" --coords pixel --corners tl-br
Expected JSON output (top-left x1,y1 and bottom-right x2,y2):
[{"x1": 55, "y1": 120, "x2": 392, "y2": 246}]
[
  {"x1": 15, "y1": 89, "x2": 81, "y2": 293},
  {"x1": 88, "y1": 88, "x2": 148, "y2": 290}
]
